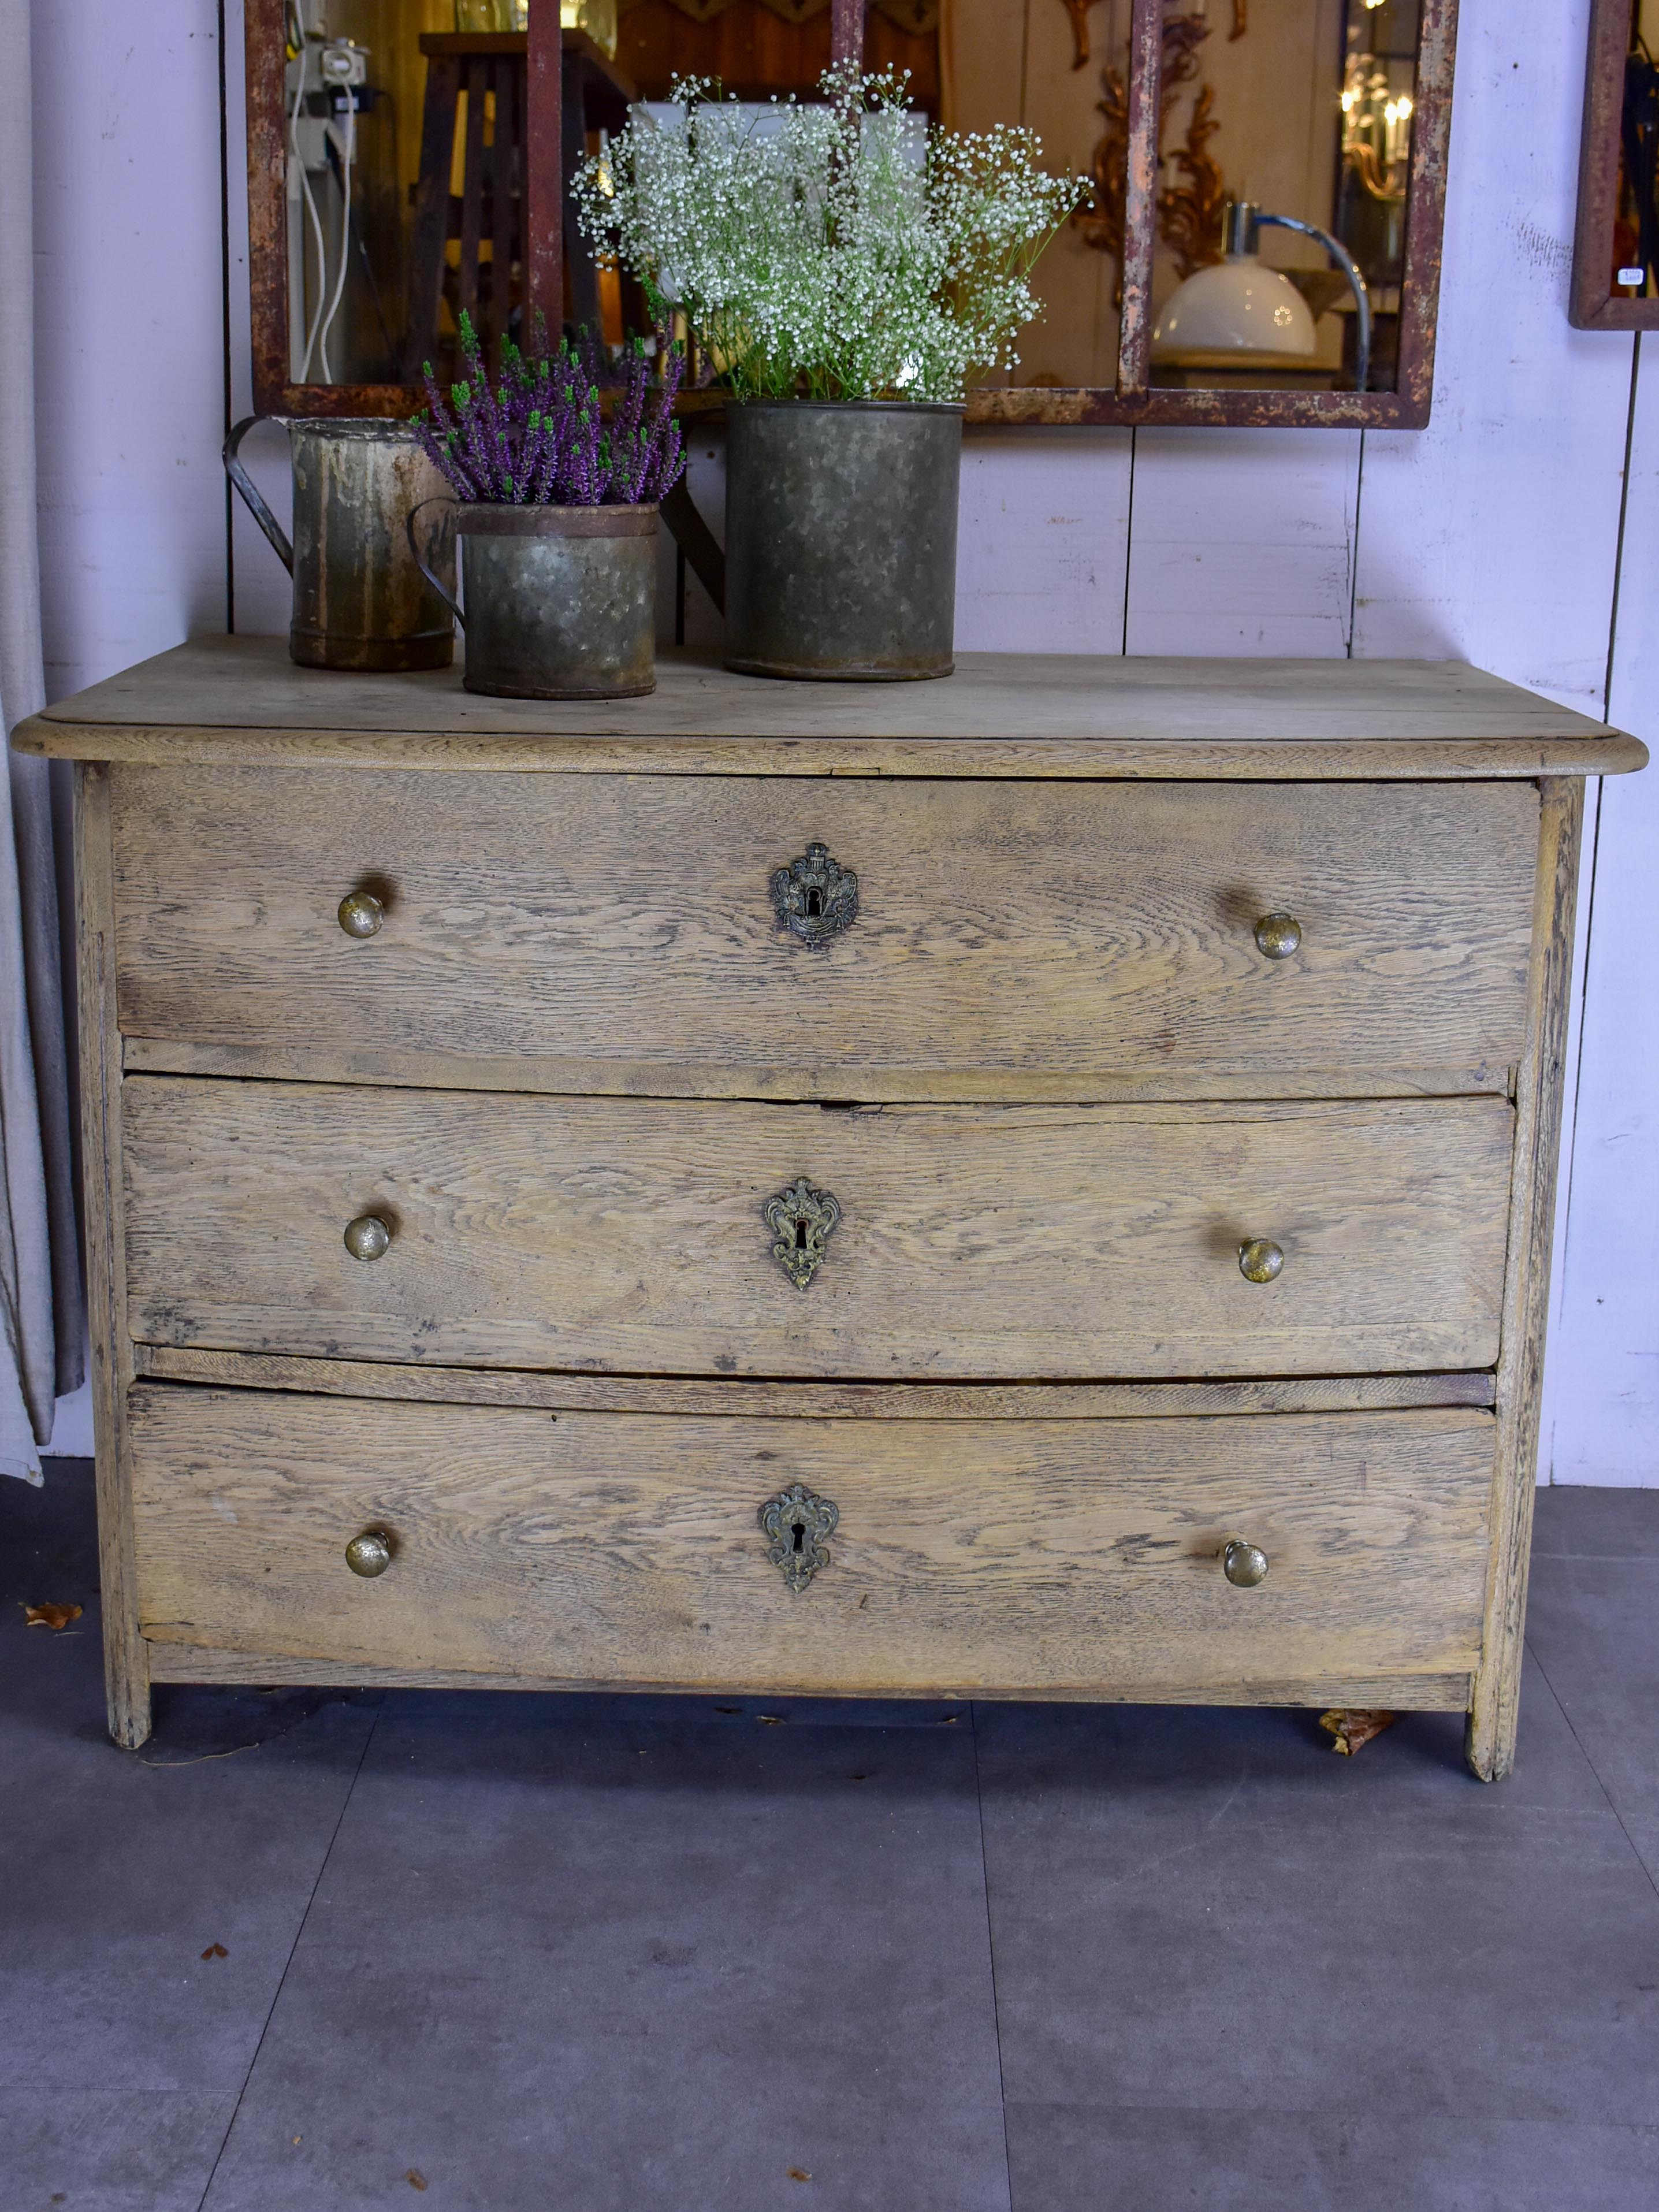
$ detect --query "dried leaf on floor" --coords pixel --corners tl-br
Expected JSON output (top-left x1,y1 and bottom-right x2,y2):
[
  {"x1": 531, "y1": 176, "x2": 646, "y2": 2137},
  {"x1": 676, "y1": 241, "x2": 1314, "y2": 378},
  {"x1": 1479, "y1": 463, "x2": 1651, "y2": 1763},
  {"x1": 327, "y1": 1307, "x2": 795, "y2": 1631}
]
[
  {"x1": 200, "y1": 1943, "x2": 229, "y2": 1960},
  {"x1": 142, "y1": 1744, "x2": 259, "y2": 1769},
  {"x1": 406, "y1": 2170, "x2": 429, "y2": 2191},
  {"x1": 1319, "y1": 1708, "x2": 1398, "y2": 1756},
  {"x1": 23, "y1": 1603, "x2": 82, "y2": 1631},
  {"x1": 787, "y1": 2168, "x2": 812, "y2": 2183}
]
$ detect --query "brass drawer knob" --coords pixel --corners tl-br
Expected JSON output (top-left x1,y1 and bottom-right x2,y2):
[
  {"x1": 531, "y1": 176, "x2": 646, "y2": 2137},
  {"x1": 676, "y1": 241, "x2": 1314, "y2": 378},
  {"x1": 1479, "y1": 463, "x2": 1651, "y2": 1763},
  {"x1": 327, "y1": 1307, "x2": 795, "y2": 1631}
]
[
  {"x1": 338, "y1": 890, "x2": 385, "y2": 938},
  {"x1": 772, "y1": 842, "x2": 858, "y2": 946},
  {"x1": 344, "y1": 1528, "x2": 393, "y2": 1578},
  {"x1": 1238, "y1": 1237, "x2": 1284, "y2": 1284},
  {"x1": 1223, "y1": 1538, "x2": 1270, "y2": 1589},
  {"x1": 1253, "y1": 912, "x2": 1302, "y2": 960},
  {"x1": 344, "y1": 1214, "x2": 392, "y2": 1262}
]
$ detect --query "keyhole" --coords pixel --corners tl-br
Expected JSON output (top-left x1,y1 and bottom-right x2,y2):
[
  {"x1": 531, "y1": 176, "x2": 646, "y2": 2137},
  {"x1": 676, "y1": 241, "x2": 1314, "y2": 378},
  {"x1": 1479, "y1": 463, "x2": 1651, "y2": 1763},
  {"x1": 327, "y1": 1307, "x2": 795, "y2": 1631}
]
[
  {"x1": 805, "y1": 886, "x2": 824, "y2": 918},
  {"x1": 791, "y1": 1519, "x2": 806, "y2": 1553},
  {"x1": 795, "y1": 1220, "x2": 809, "y2": 1250}
]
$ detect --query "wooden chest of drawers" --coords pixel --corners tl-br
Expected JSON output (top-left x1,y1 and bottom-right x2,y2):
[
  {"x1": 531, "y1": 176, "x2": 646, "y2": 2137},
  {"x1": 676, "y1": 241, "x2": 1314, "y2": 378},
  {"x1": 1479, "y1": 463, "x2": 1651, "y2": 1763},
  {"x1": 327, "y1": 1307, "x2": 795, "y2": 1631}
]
[{"x1": 19, "y1": 639, "x2": 1645, "y2": 1776}]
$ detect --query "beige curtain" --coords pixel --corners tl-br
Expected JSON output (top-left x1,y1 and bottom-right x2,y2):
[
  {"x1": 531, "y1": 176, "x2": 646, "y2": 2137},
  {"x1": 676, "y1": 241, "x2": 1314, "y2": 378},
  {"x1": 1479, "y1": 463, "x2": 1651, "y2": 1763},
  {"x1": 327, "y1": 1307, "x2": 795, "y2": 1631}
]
[{"x1": 1, "y1": 0, "x2": 82, "y2": 1483}]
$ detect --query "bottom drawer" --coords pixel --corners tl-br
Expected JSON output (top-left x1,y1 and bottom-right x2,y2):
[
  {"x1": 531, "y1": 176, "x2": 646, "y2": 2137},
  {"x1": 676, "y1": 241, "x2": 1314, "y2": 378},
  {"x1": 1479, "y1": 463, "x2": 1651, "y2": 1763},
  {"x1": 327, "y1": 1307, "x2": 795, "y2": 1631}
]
[{"x1": 128, "y1": 1386, "x2": 1493, "y2": 1698}]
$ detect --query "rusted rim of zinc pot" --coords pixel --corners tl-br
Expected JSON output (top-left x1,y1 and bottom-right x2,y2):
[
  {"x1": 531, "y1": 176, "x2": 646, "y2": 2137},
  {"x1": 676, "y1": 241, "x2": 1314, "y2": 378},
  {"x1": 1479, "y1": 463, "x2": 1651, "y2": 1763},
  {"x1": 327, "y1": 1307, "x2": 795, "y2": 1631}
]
[
  {"x1": 282, "y1": 417, "x2": 422, "y2": 437},
  {"x1": 455, "y1": 502, "x2": 660, "y2": 537},
  {"x1": 731, "y1": 399, "x2": 966, "y2": 415}
]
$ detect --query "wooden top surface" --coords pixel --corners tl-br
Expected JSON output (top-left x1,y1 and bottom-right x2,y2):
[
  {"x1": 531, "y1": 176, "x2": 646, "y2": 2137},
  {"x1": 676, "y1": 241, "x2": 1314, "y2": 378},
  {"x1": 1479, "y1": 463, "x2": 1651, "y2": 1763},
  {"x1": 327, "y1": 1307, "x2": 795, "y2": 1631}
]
[{"x1": 16, "y1": 635, "x2": 1647, "y2": 780}]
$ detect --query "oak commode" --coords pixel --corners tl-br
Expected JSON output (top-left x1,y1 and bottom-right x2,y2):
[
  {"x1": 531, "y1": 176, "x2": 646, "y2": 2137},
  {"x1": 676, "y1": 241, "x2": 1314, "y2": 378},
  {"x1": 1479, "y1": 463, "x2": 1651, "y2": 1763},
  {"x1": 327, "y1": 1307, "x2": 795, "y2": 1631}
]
[{"x1": 17, "y1": 640, "x2": 1645, "y2": 1778}]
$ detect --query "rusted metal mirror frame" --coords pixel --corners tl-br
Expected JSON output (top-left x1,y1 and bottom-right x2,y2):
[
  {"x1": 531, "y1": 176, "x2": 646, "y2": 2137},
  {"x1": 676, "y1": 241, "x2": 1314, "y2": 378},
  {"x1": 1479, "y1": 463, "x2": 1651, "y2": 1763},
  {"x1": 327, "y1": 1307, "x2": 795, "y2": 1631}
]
[
  {"x1": 245, "y1": 0, "x2": 1458, "y2": 429},
  {"x1": 1571, "y1": 0, "x2": 1659, "y2": 329}
]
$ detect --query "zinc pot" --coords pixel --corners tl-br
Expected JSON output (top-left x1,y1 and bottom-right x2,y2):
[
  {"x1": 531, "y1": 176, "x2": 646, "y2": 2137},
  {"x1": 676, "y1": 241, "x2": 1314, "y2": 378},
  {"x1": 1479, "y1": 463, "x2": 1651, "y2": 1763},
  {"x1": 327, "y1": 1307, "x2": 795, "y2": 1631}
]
[
  {"x1": 411, "y1": 503, "x2": 659, "y2": 700},
  {"x1": 723, "y1": 400, "x2": 963, "y2": 682},
  {"x1": 224, "y1": 417, "x2": 456, "y2": 672}
]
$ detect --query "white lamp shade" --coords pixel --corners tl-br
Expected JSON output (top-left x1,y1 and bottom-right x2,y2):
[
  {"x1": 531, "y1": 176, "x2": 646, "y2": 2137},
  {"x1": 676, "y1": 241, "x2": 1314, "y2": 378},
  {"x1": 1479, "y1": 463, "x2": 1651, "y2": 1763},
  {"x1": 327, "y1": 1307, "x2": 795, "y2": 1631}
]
[{"x1": 1152, "y1": 256, "x2": 1318, "y2": 361}]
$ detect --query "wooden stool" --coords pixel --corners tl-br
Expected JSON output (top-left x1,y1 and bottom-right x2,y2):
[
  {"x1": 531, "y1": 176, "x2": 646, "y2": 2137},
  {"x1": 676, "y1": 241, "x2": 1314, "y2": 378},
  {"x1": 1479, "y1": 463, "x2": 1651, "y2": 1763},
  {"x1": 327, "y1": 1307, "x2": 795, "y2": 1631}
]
[{"x1": 404, "y1": 30, "x2": 636, "y2": 378}]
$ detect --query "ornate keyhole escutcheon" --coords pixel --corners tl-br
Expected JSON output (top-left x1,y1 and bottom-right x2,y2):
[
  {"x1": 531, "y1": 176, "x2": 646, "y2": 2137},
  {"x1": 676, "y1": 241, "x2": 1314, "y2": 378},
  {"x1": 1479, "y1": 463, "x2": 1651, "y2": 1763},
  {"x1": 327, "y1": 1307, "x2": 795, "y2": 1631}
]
[
  {"x1": 764, "y1": 1179, "x2": 841, "y2": 1289},
  {"x1": 758, "y1": 1482, "x2": 839, "y2": 1593},
  {"x1": 771, "y1": 842, "x2": 858, "y2": 946}
]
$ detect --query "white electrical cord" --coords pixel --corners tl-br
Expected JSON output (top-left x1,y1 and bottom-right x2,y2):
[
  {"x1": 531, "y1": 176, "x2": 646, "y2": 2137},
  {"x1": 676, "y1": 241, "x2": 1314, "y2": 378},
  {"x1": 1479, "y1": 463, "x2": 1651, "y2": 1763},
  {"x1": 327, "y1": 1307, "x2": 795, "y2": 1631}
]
[
  {"x1": 289, "y1": 3, "x2": 330, "y2": 381},
  {"x1": 314, "y1": 75, "x2": 356, "y2": 383}
]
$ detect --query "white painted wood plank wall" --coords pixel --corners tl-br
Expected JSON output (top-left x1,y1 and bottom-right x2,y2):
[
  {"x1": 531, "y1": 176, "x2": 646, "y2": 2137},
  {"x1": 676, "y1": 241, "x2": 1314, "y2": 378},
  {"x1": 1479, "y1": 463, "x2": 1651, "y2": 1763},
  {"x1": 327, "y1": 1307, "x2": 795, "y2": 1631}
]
[
  {"x1": 24, "y1": 0, "x2": 1656, "y2": 1479},
  {"x1": 1542, "y1": 345, "x2": 1659, "y2": 1487}
]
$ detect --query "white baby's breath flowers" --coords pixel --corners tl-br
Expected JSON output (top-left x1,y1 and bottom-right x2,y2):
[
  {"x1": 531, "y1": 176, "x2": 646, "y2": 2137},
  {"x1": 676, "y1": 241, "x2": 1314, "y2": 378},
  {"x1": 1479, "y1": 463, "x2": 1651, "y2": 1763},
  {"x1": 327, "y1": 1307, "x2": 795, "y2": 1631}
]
[{"x1": 573, "y1": 67, "x2": 1089, "y2": 403}]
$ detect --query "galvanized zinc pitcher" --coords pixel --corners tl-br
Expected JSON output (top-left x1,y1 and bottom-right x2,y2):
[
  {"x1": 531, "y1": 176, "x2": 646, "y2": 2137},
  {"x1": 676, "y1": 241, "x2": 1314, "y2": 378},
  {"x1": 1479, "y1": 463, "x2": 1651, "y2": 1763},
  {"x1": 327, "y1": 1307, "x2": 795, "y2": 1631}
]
[{"x1": 224, "y1": 418, "x2": 456, "y2": 671}]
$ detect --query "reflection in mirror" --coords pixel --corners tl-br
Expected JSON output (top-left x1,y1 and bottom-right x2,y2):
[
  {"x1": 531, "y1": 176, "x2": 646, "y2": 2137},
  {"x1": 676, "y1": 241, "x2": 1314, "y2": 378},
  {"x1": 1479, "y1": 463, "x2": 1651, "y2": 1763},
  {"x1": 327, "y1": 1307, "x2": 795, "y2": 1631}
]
[
  {"x1": 1610, "y1": 2, "x2": 1659, "y2": 298},
  {"x1": 944, "y1": 0, "x2": 1418, "y2": 395},
  {"x1": 1571, "y1": 0, "x2": 1659, "y2": 329},
  {"x1": 253, "y1": 0, "x2": 1448, "y2": 418},
  {"x1": 1140, "y1": 0, "x2": 1416, "y2": 394},
  {"x1": 280, "y1": 2, "x2": 443, "y2": 388},
  {"x1": 616, "y1": 1, "x2": 939, "y2": 109},
  {"x1": 280, "y1": 1, "x2": 635, "y2": 392}
]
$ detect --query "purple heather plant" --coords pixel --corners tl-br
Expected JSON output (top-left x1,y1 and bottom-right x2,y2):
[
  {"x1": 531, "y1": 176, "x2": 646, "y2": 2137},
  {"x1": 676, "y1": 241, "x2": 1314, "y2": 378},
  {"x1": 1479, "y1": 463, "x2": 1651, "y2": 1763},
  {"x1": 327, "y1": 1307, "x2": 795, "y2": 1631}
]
[{"x1": 414, "y1": 313, "x2": 685, "y2": 507}]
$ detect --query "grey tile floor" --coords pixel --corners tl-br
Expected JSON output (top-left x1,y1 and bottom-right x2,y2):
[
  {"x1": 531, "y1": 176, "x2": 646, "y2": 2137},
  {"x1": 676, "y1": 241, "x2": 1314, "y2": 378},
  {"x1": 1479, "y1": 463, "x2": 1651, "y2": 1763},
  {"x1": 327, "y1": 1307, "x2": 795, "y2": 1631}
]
[{"x1": 3, "y1": 1464, "x2": 1657, "y2": 2212}]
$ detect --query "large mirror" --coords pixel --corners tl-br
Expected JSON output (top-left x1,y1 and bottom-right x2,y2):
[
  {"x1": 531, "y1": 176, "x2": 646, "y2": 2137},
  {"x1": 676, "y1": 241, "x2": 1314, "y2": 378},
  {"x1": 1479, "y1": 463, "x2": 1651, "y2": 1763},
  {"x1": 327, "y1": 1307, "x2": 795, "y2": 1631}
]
[
  {"x1": 245, "y1": 0, "x2": 1456, "y2": 425},
  {"x1": 1572, "y1": 0, "x2": 1659, "y2": 328}
]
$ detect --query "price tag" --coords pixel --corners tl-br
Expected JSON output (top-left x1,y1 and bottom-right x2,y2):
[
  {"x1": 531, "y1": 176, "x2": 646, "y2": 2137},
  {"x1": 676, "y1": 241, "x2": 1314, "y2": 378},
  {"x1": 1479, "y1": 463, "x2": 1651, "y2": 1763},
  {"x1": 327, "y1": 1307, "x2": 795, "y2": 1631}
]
[{"x1": 1617, "y1": 266, "x2": 1645, "y2": 287}]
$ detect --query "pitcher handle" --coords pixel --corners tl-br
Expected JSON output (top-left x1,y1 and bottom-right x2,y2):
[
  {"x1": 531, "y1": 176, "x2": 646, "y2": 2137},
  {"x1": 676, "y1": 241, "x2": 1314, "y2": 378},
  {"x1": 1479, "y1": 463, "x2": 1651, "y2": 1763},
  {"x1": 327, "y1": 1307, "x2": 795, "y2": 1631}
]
[
  {"x1": 660, "y1": 476, "x2": 726, "y2": 615},
  {"x1": 223, "y1": 415, "x2": 295, "y2": 574},
  {"x1": 407, "y1": 497, "x2": 465, "y2": 629}
]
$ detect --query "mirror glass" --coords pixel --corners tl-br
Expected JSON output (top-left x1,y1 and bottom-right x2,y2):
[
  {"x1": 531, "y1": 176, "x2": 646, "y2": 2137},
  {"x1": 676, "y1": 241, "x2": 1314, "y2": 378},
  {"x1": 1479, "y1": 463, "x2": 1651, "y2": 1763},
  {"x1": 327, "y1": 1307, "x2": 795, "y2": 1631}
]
[
  {"x1": 282, "y1": 3, "x2": 457, "y2": 388},
  {"x1": 616, "y1": 0, "x2": 939, "y2": 106},
  {"x1": 945, "y1": 0, "x2": 1419, "y2": 395},
  {"x1": 1147, "y1": 0, "x2": 1419, "y2": 396},
  {"x1": 282, "y1": 0, "x2": 634, "y2": 391},
  {"x1": 265, "y1": 0, "x2": 1439, "y2": 410},
  {"x1": 1609, "y1": 0, "x2": 1659, "y2": 299}
]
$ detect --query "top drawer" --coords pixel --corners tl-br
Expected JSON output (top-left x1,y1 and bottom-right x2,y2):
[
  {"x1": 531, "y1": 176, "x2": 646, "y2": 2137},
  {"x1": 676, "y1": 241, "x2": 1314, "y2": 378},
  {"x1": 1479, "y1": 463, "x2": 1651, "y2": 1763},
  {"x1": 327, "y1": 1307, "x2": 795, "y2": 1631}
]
[{"x1": 111, "y1": 768, "x2": 1538, "y2": 1098}]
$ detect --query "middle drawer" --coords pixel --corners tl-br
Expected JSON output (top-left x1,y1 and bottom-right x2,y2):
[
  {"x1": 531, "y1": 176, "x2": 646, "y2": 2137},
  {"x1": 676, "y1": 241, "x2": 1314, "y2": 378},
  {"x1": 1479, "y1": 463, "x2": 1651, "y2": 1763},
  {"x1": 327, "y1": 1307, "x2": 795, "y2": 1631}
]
[{"x1": 124, "y1": 1078, "x2": 1513, "y2": 1379}]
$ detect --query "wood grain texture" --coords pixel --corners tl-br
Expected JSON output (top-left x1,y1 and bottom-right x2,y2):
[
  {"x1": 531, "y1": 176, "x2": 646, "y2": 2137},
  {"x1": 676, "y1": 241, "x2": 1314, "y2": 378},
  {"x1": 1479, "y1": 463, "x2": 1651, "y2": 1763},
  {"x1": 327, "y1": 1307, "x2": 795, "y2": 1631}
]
[
  {"x1": 128, "y1": 1388, "x2": 1496, "y2": 1693},
  {"x1": 116, "y1": 1037, "x2": 1524, "y2": 1107},
  {"x1": 133, "y1": 1345, "x2": 1500, "y2": 1421},
  {"x1": 75, "y1": 766, "x2": 150, "y2": 1749},
  {"x1": 109, "y1": 768, "x2": 1539, "y2": 1090},
  {"x1": 1468, "y1": 779, "x2": 1584, "y2": 1780},
  {"x1": 13, "y1": 636, "x2": 1647, "y2": 779},
  {"x1": 146, "y1": 1645, "x2": 1474, "y2": 1713},
  {"x1": 29, "y1": 722, "x2": 1641, "y2": 782},
  {"x1": 123, "y1": 1084, "x2": 1516, "y2": 1381}
]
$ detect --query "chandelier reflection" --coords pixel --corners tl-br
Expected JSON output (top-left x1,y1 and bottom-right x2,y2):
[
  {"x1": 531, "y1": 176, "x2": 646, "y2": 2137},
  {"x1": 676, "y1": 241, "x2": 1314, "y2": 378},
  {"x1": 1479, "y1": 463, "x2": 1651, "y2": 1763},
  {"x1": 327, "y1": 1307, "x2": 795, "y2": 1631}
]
[{"x1": 1342, "y1": 47, "x2": 1413, "y2": 205}]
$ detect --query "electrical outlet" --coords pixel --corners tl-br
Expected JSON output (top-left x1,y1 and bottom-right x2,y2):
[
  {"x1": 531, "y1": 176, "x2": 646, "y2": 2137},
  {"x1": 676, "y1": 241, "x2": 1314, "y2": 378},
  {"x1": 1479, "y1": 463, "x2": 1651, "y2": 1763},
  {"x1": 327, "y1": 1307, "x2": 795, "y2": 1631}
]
[{"x1": 319, "y1": 42, "x2": 368, "y2": 88}]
